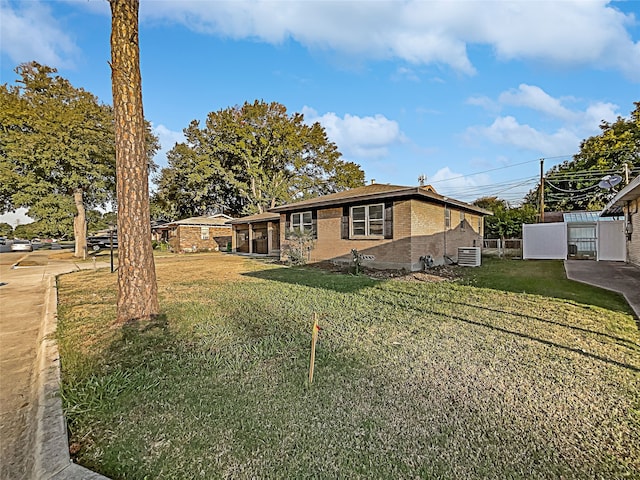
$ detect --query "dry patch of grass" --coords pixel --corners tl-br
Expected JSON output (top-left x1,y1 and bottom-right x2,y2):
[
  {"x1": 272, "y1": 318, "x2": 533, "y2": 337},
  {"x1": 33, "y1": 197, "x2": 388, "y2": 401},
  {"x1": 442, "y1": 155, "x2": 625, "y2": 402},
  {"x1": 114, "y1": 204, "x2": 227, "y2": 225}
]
[{"x1": 57, "y1": 253, "x2": 640, "y2": 479}]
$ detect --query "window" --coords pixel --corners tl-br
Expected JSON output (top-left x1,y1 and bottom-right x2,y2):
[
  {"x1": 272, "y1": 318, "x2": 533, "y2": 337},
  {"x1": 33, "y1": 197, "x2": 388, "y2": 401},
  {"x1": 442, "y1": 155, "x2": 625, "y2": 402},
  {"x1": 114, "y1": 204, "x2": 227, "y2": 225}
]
[
  {"x1": 478, "y1": 217, "x2": 483, "y2": 236},
  {"x1": 291, "y1": 211, "x2": 313, "y2": 234},
  {"x1": 200, "y1": 227, "x2": 209, "y2": 240},
  {"x1": 351, "y1": 204, "x2": 384, "y2": 237},
  {"x1": 460, "y1": 211, "x2": 465, "y2": 230},
  {"x1": 444, "y1": 208, "x2": 450, "y2": 229}
]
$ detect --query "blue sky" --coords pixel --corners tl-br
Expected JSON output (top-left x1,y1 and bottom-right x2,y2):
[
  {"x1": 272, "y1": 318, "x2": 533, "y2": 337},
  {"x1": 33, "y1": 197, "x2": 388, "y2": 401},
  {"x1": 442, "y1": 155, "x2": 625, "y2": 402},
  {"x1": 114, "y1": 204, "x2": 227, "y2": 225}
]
[{"x1": 1, "y1": 0, "x2": 639, "y2": 225}]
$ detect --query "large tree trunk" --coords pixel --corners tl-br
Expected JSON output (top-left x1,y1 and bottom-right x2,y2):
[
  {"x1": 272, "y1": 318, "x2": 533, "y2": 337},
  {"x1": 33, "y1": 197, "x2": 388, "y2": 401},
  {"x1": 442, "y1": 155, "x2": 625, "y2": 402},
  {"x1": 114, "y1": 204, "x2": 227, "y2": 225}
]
[
  {"x1": 109, "y1": 0, "x2": 159, "y2": 323},
  {"x1": 73, "y1": 188, "x2": 86, "y2": 258}
]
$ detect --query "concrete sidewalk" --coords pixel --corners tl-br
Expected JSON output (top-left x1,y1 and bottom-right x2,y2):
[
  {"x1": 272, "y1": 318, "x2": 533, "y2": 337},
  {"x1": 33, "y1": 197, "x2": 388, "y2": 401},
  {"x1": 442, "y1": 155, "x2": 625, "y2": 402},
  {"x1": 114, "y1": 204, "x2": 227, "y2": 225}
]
[
  {"x1": 564, "y1": 260, "x2": 640, "y2": 320},
  {"x1": 0, "y1": 251, "x2": 110, "y2": 480}
]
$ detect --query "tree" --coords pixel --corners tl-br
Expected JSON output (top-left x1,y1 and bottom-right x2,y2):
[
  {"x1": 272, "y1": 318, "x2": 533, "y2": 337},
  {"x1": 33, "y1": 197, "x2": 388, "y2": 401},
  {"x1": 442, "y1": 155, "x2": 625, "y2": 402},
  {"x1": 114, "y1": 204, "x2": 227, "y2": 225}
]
[
  {"x1": 13, "y1": 222, "x2": 40, "y2": 240},
  {"x1": 525, "y1": 102, "x2": 640, "y2": 211},
  {"x1": 110, "y1": 0, "x2": 159, "y2": 323},
  {"x1": 154, "y1": 100, "x2": 365, "y2": 217},
  {"x1": 0, "y1": 222, "x2": 13, "y2": 237},
  {"x1": 474, "y1": 196, "x2": 537, "y2": 240},
  {"x1": 0, "y1": 62, "x2": 116, "y2": 256}
]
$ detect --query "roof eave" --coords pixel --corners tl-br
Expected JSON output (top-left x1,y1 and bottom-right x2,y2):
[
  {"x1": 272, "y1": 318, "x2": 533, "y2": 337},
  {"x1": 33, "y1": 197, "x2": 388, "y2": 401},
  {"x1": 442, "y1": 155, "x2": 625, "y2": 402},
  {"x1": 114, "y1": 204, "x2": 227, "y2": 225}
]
[
  {"x1": 600, "y1": 175, "x2": 640, "y2": 216},
  {"x1": 270, "y1": 187, "x2": 491, "y2": 216}
]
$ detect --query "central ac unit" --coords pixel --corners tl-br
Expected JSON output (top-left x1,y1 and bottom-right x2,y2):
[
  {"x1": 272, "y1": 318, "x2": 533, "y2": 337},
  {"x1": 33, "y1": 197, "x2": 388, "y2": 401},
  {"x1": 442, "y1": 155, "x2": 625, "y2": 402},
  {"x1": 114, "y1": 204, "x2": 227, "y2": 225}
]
[{"x1": 457, "y1": 247, "x2": 481, "y2": 267}]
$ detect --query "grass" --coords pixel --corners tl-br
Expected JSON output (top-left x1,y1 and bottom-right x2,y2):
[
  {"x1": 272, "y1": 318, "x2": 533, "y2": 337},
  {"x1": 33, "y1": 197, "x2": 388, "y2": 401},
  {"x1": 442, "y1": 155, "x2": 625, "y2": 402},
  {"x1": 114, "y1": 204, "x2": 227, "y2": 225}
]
[
  {"x1": 458, "y1": 257, "x2": 633, "y2": 314},
  {"x1": 56, "y1": 254, "x2": 640, "y2": 479}
]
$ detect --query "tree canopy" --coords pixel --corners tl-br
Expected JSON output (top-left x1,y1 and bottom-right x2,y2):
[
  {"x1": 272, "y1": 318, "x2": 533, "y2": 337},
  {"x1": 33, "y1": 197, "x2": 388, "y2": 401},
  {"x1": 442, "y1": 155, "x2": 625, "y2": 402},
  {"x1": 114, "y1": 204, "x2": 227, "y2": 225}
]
[
  {"x1": 525, "y1": 102, "x2": 640, "y2": 212},
  {"x1": 0, "y1": 62, "x2": 158, "y2": 252},
  {"x1": 473, "y1": 196, "x2": 537, "y2": 239},
  {"x1": 153, "y1": 100, "x2": 365, "y2": 217},
  {"x1": 0, "y1": 222, "x2": 12, "y2": 237},
  {"x1": 1, "y1": 63, "x2": 116, "y2": 236}
]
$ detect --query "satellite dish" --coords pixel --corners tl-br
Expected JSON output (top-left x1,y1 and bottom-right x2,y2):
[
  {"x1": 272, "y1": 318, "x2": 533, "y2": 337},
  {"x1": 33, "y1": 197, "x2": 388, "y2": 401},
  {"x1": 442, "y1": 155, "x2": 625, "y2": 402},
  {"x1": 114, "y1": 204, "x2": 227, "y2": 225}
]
[{"x1": 598, "y1": 174, "x2": 622, "y2": 189}]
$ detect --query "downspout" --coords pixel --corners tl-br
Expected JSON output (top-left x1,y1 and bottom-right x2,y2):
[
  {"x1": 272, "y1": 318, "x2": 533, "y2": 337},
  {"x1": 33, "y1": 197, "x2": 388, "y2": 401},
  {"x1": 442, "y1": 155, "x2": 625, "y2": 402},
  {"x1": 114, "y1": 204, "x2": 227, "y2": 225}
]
[{"x1": 443, "y1": 204, "x2": 448, "y2": 260}]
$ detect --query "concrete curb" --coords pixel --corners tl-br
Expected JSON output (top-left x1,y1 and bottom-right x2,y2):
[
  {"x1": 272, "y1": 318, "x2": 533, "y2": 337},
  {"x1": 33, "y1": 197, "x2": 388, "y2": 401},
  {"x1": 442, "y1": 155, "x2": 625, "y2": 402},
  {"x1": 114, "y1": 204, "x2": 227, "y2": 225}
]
[{"x1": 34, "y1": 269, "x2": 111, "y2": 479}]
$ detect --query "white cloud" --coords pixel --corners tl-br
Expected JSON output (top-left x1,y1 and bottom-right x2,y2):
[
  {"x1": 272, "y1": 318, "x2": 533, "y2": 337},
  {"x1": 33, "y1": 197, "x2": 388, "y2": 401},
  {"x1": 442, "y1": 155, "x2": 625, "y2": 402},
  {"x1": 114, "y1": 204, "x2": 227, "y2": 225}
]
[
  {"x1": 498, "y1": 85, "x2": 576, "y2": 121},
  {"x1": 392, "y1": 67, "x2": 420, "y2": 83},
  {"x1": 0, "y1": 0, "x2": 79, "y2": 68},
  {"x1": 302, "y1": 107, "x2": 405, "y2": 159},
  {"x1": 581, "y1": 102, "x2": 621, "y2": 129},
  {"x1": 133, "y1": 0, "x2": 639, "y2": 79},
  {"x1": 0, "y1": 208, "x2": 33, "y2": 228},
  {"x1": 466, "y1": 95, "x2": 498, "y2": 112},
  {"x1": 152, "y1": 124, "x2": 185, "y2": 168},
  {"x1": 428, "y1": 167, "x2": 491, "y2": 197},
  {"x1": 467, "y1": 85, "x2": 623, "y2": 155},
  {"x1": 470, "y1": 116, "x2": 580, "y2": 156}
]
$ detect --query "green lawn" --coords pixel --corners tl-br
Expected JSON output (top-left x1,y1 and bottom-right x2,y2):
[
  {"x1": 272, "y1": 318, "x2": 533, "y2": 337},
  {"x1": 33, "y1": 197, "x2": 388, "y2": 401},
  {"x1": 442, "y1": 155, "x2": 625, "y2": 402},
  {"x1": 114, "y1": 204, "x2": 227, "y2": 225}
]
[
  {"x1": 57, "y1": 254, "x2": 640, "y2": 479},
  {"x1": 458, "y1": 257, "x2": 634, "y2": 314}
]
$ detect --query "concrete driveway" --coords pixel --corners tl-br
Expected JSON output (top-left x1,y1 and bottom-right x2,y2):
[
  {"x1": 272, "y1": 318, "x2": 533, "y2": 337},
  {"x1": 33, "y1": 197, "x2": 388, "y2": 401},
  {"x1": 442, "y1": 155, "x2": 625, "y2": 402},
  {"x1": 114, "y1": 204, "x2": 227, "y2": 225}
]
[{"x1": 564, "y1": 260, "x2": 640, "y2": 320}]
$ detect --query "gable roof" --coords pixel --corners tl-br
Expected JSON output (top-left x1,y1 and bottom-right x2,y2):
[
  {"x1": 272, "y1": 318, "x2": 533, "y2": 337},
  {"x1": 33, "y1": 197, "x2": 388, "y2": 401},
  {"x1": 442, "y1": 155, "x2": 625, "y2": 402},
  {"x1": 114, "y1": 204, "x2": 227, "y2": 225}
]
[
  {"x1": 167, "y1": 214, "x2": 233, "y2": 227},
  {"x1": 269, "y1": 183, "x2": 491, "y2": 215}
]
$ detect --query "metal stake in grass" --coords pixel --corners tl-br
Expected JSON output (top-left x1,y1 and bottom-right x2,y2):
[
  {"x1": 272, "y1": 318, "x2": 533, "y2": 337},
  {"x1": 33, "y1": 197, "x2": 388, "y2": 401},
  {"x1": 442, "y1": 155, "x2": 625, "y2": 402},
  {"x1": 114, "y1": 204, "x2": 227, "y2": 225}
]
[{"x1": 308, "y1": 313, "x2": 320, "y2": 384}]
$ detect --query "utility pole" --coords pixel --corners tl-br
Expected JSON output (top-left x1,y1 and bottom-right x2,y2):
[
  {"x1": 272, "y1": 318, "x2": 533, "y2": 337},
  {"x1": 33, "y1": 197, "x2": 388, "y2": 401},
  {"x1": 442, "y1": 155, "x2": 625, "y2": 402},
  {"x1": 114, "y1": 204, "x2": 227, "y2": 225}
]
[
  {"x1": 539, "y1": 158, "x2": 545, "y2": 223},
  {"x1": 623, "y1": 162, "x2": 630, "y2": 185}
]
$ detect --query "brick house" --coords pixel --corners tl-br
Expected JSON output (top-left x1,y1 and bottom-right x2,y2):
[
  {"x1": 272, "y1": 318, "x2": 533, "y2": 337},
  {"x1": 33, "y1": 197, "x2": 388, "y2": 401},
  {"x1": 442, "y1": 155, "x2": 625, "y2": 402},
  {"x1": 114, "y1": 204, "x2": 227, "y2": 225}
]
[
  {"x1": 601, "y1": 174, "x2": 640, "y2": 267},
  {"x1": 230, "y1": 183, "x2": 490, "y2": 270},
  {"x1": 165, "y1": 214, "x2": 233, "y2": 253}
]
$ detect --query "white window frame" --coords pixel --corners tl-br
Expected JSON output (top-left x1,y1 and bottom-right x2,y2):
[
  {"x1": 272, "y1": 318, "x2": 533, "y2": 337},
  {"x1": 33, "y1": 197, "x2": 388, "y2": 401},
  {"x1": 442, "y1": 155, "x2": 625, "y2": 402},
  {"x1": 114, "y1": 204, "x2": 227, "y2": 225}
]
[
  {"x1": 444, "y1": 207, "x2": 450, "y2": 229},
  {"x1": 200, "y1": 226, "x2": 210, "y2": 240},
  {"x1": 350, "y1": 203, "x2": 385, "y2": 238},
  {"x1": 460, "y1": 211, "x2": 465, "y2": 230},
  {"x1": 290, "y1": 211, "x2": 313, "y2": 234}
]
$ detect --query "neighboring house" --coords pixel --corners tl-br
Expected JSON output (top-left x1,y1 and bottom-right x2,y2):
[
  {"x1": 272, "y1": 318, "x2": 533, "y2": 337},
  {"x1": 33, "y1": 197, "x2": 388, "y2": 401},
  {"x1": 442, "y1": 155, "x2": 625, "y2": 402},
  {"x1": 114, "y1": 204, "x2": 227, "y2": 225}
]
[
  {"x1": 230, "y1": 183, "x2": 490, "y2": 270},
  {"x1": 162, "y1": 214, "x2": 233, "y2": 253},
  {"x1": 601, "y1": 174, "x2": 640, "y2": 267}
]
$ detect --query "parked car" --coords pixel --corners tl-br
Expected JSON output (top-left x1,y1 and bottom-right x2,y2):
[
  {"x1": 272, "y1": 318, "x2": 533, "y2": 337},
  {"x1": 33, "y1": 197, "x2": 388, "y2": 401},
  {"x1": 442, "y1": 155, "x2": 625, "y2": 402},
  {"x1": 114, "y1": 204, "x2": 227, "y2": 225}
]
[
  {"x1": 0, "y1": 236, "x2": 6, "y2": 245},
  {"x1": 87, "y1": 235, "x2": 118, "y2": 251},
  {"x1": 11, "y1": 239, "x2": 33, "y2": 252}
]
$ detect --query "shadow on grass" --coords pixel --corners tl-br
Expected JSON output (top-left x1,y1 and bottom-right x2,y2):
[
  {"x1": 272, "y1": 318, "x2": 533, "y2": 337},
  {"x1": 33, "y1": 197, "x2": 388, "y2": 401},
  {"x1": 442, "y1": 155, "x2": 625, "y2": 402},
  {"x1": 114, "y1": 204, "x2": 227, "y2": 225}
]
[
  {"x1": 459, "y1": 258, "x2": 633, "y2": 316},
  {"x1": 374, "y1": 292, "x2": 640, "y2": 374},
  {"x1": 382, "y1": 284, "x2": 640, "y2": 350},
  {"x1": 243, "y1": 265, "x2": 379, "y2": 293},
  {"x1": 243, "y1": 265, "x2": 640, "y2": 373}
]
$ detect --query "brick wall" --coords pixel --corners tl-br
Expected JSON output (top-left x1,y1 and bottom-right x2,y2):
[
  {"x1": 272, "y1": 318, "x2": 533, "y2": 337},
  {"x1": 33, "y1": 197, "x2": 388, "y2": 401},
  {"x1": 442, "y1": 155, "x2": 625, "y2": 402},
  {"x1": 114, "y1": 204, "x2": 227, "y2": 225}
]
[
  {"x1": 409, "y1": 201, "x2": 483, "y2": 269},
  {"x1": 173, "y1": 225, "x2": 231, "y2": 252},
  {"x1": 279, "y1": 199, "x2": 485, "y2": 271}
]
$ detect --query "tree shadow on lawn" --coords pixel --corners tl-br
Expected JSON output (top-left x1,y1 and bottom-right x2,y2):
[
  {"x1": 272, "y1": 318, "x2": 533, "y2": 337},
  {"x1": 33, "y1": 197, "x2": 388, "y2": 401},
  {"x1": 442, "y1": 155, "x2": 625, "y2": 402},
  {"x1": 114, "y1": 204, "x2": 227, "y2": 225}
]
[
  {"x1": 244, "y1": 266, "x2": 639, "y2": 374},
  {"x1": 460, "y1": 258, "x2": 634, "y2": 317},
  {"x1": 243, "y1": 264, "x2": 380, "y2": 293},
  {"x1": 373, "y1": 293, "x2": 640, "y2": 374},
  {"x1": 382, "y1": 284, "x2": 640, "y2": 349}
]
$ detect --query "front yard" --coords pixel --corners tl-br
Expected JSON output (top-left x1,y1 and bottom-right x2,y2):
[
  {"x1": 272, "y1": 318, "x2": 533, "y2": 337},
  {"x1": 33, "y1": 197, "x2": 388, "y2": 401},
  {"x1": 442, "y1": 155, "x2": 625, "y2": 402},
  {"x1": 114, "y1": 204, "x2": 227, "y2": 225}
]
[{"x1": 57, "y1": 254, "x2": 640, "y2": 479}]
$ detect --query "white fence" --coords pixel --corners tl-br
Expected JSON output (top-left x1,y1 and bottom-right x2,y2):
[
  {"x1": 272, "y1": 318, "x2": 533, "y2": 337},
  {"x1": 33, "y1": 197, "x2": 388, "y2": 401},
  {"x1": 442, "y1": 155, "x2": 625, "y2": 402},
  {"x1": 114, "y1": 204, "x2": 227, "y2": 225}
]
[
  {"x1": 522, "y1": 221, "x2": 626, "y2": 261},
  {"x1": 523, "y1": 223, "x2": 567, "y2": 260},
  {"x1": 597, "y1": 220, "x2": 626, "y2": 261}
]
